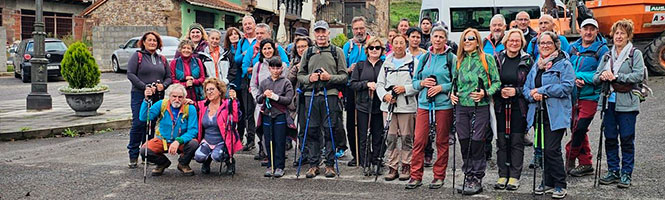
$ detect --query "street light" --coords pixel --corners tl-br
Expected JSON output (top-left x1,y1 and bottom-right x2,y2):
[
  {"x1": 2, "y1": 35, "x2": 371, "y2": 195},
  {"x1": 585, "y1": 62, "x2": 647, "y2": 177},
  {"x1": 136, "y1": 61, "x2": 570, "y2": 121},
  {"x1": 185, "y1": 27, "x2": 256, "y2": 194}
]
[{"x1": 26, "y1": 0, "x2": 52, "y2": 110}]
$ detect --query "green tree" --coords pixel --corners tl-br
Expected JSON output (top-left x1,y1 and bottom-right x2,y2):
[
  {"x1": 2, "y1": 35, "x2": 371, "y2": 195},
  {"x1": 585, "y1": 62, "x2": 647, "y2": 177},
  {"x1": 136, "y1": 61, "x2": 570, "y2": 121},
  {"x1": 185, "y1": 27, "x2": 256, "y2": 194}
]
[
  {"x1": 60, "y1": 42, "x2": 100, "y2": 89},
  {"x1": 331, "y1": 33, "x2": 348, "y2": 48}
]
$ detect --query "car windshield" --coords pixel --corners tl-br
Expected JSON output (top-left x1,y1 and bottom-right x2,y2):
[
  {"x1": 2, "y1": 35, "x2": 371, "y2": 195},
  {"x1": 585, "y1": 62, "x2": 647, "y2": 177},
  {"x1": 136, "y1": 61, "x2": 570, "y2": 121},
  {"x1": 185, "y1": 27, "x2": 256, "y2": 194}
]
[
  {"x1": 27, "y1": 41, "x2": 67, "y2": 52},
  {"x1": 163, "y1": 37, "x2": 179, "y2": 47}
]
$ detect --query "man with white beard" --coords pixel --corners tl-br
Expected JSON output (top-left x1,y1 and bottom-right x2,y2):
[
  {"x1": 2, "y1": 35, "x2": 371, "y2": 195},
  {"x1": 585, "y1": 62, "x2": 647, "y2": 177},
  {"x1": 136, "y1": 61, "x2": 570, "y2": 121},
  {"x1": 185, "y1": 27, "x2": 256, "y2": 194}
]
[
  {"x1": 139, "y1": 84, "x2": 199, "y2": 176},
  {"x1": 483, "y1": 14, "x2": 507, "y2": 56}
]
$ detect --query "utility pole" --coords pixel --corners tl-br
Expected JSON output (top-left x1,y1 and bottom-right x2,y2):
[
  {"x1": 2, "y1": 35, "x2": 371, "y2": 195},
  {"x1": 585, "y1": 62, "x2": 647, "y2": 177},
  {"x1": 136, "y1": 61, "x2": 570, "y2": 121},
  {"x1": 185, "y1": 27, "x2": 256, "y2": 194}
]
[{"x1": 26, "y1": 0, "x2": 52, "y2": 110}]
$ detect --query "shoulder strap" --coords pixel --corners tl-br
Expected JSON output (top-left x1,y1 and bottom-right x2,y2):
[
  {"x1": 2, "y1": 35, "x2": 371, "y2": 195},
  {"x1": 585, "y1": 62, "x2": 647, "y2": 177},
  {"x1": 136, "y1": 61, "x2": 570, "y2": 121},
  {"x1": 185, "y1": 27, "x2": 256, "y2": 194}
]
[
  {"x1": 447, "y1": 52, "x2": 453, "y2": 81},
  {"x1": 417, "y1": 52, "x2": 431, "y2": 75},
  {"x1": 479, "y1": 53, "x2": 492, "y2": 87},
  {"x1": 136, "y1": 53, "x2": 143, "y2": 74},
  {"x1": 304, "y1": 46, "x2": 314, "y2": 72},
  {"x1": 331, "y1": 46, "x2": 339, "y2": 68}
]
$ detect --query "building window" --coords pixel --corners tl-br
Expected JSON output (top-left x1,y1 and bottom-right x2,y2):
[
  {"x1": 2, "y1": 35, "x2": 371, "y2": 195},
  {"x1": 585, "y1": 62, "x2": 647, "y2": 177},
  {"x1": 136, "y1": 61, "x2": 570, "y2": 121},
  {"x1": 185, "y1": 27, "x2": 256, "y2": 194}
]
[
  {"x1": 450, "y1": 7, "x2": 493, "y2": 32},
  {"x1": 196, "y1": 10, "x2": 216, "y2": 28},
  {"x1": 20, "y1": 9, "x2": 73, "y2": 40}
]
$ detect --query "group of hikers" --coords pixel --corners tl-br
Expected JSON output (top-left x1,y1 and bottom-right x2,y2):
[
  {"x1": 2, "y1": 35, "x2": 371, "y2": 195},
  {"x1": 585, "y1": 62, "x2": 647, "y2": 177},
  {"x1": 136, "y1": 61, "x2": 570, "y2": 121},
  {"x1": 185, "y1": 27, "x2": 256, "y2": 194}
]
[{"x1": 124, "y1": 11, "x2": 647, "y2": 199}]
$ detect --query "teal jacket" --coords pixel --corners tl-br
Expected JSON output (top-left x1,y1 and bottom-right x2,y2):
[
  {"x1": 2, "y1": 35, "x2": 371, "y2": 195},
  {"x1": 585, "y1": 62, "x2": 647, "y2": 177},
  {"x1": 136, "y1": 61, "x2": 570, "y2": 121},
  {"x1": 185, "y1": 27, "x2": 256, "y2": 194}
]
[
  {"x1": 412, "y1": 47, "x2": 457, "y2": 110},
  {"x1": 139, "y1": 100, "x2": 198, "y2": 144},
  {"x1": 569, "y1": 36, "x2": 609, "y2": 101}
]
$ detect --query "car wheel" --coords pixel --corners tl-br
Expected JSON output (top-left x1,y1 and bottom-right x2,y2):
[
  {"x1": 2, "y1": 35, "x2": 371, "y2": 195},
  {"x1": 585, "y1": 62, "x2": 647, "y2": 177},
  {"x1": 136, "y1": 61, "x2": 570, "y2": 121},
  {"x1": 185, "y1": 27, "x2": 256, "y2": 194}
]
[
  {"x1": 21, "y1": 66, "x2": 30, "y2": 83},
  {"x1": 112, "y1": 57, "x2": 122, "y2": 73}
]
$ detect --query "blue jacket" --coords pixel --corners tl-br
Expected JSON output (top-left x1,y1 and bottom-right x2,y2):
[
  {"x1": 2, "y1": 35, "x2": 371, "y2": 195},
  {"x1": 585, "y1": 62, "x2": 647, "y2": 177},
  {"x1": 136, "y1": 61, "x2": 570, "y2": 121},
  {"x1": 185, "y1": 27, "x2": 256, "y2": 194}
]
[
  {"x1": 568, "y1": 36, "x2": 609, "y2": 101},
  {"x1": 234, "y1": 38, "x2": 257, "y2": 78},
  {"x1": 139, "y1": 100, "x2": 198, "y2": 144},
  {"x1": 523, "y1": 51, "x2": 575, "y2": 131},
  {"x1": 526, "y1": 35, "x2": 571, "y2": 60},
  {"x1": 343, "y1": 40, "x2": 367, "y2": 68},
  {"x1": 482, "y1": 37, "x2": 505, "y2": 56},
  {"x1": 242, "y1": 44, "x2": 289, "y2": 80},
  {"x1": 412, "y1": 47, "x2": 457, "y2": 110}
]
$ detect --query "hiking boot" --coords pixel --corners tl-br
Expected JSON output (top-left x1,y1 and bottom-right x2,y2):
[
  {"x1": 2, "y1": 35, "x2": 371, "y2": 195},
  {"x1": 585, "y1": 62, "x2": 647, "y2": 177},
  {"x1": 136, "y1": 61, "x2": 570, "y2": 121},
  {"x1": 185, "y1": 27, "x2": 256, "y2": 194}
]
[
  {"x1": 494, "y1": 177, "x2": 508, "y2": 190},
  {"x1": 506, "y1": 178, "x2": 520, "y2": 190},
  {"x1": 398, "y1": 164, "x2": 410, "y2": 181},
  {"x1": 405, "y1": 179, "x2": 422, "y2": 189},
  {"x1": 534, "y1": 183, "x2": 554, "y2": 195},
  {"x1": 286, "y1": 141, "x2": 293, "y2": 151},
  {"x1": 424, "y1": 156, "x2": 433, "y2": 167},
  {"x1": 618, "y1": 173, "x2": 632, "y2": 188},
  {"x1": 224, "y1": 159, "x2": 235, "y2": 175},
  {"x1": 128, "y1": 158, "x2": 138, "y2": 169},
  {"x1": 565, "y1": 159, "x2": 576, "y2": 174},
  {"x1": 306, "y1": 167, "x2": 319, "y2": 178},
  {"x1": 461, "y1": 178, "x2": 483, "y2": 195},
  {"x1": 569, "y1": 165, "x2": 594, "y2": 177},
  {"x1": 335, "y1": 149, "x2": 345, "y2": 158},
  {"x1": 151, "y1": 161, "x2": 171, "y2": 176},
  {"x1": 429, "y1": 179, "x2": 444, "y2": 189},
  {"x1": 347, "y1": 158, "x2": 357, "y2": 167},
  {"x1": 274, "y1": 168, "x2": 285, "y2": 178},
  {"x1": 242, "y1": 142, "x2": 255, "y2": 151},
  {"x1": 324, "y1": 166, "x2": 336, "y2": 178},
  {"x1": 599, "y1": 170, "x2": 620, "y2": 185},
  {"x1": 552, "y1": 187, "x2": 567, "y2": 199},
  {"x1": 260, "y1": 158, "x2": 269, "y2": 167},
  {"x1": 384, "y1": 167, "x2": 398, "y2": 181},
  {"x1": 201, "y1": 158, "x2": 211, "y2": 174},
  {"x1": 264, "y1": 168, "x2": 273, "y2": 177},
  {"x1": 177, "y1": 163, "x2": 195, "y2": 176}
]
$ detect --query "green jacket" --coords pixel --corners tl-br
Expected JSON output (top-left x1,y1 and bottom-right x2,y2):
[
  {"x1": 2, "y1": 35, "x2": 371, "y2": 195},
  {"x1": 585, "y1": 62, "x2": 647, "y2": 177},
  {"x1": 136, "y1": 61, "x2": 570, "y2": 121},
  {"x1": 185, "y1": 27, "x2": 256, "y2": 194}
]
[
  {"x1": 297, "y1": 45, "x2": 348, "y2": 96},
  {"x1": 453, "y1": 51, "x2": 501, "y2": 107}
]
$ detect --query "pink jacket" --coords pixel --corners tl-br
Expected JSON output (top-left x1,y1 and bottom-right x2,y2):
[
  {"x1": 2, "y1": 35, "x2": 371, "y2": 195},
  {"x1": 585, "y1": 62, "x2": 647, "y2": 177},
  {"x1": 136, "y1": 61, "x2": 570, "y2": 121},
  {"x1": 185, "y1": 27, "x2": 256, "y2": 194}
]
[{"x1": 196, "y1": 100, "x2": 243, "y2": 155}]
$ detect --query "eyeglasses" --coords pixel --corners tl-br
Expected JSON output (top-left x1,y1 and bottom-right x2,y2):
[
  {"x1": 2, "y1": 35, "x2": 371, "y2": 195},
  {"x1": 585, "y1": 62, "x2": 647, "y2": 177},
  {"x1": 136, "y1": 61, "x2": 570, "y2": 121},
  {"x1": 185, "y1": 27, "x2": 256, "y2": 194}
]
[
  {"x1": 368, "y1": 46, "x2": 383, "y2": 51},
  {"x1": 508, "y1": 39, "x2": 522, "y2": 44},
  {"x1": 539, "y1": 41, "x2": 554, "y2": 46},
  {"x1": 464, "y1": 36, "x2": 476, "y2": 42},
  {"x1": 205, "y1": 88, "x2": 217, "y2": 92}
]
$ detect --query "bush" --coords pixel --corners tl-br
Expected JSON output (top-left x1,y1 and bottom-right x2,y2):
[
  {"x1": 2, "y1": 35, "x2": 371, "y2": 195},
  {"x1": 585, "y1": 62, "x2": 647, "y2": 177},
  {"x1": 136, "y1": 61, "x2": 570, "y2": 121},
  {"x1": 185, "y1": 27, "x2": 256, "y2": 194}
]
[
  {"x1": 331, "y1": 33, "x2": 348, "y2": 48},
  {"x1": 60, "y1": 42, "x2": 100, "y2": 89}
]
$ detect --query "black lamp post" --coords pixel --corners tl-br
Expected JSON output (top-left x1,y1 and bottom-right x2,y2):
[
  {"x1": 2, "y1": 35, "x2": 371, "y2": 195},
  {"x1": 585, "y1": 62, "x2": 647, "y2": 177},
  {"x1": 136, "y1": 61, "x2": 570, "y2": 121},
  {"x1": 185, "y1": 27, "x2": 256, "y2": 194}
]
[{"x1": 26, "y1": 0, "x2": 52, "y2": 110}]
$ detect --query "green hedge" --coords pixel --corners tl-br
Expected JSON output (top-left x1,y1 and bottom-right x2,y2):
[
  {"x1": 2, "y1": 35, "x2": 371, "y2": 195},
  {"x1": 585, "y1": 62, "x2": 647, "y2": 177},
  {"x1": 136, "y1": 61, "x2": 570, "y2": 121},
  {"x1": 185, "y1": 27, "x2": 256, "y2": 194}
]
[{"x1": 60, "y1": 42, "x2": 100, "y2": 89}]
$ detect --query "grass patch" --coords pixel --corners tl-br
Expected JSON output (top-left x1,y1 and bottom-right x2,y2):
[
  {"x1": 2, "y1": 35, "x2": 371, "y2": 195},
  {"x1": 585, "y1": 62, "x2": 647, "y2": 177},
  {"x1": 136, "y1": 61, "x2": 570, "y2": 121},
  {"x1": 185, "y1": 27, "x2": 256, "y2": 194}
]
[
  {"x1": 19, "y1": 127, "x2": 31, "y2": 132},
  {"x1": 390, "y1": 0, "x2": 422, "y2": 28},
  {"x1": 94, "y1": 128, "x2": 114, "y2": 134},
  {"x1": 62, "y1": 128, "x2": 80, "y2": 137},
  {"x1": 7, "y1": 65, "x2": 13, "y2": 72}
]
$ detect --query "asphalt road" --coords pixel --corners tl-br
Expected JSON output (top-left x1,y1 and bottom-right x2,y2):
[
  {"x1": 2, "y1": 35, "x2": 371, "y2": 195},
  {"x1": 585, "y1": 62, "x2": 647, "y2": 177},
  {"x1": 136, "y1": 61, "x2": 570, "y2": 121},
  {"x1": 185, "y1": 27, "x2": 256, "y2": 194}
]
[{"x1": 0, "y1": 76, "x2": 664, "y2": 199}]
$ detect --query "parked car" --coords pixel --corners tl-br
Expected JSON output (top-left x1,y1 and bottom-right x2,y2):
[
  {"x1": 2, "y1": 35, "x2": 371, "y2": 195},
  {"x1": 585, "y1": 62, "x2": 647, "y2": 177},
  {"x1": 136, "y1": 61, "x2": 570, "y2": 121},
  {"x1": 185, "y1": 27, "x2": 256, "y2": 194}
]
[
  {"x1": 13, "y1": 38, "x2": 67, "y2": 83},
  {"x1": 111, "y1": 36, "x2": 179, "y2": 73}
]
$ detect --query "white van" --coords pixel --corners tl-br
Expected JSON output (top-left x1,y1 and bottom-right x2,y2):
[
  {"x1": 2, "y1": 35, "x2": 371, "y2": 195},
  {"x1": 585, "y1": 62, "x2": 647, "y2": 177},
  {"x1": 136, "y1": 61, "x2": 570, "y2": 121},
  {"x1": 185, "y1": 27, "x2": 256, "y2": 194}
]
[{"x1": 420, "y1": 0, "x2": 563, "y2": 41}]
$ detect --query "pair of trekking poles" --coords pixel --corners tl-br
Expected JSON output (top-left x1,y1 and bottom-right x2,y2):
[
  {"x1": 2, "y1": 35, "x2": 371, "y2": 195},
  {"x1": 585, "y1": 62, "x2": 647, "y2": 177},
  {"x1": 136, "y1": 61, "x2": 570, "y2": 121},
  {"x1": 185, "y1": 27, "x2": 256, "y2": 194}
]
[
  {"x1": 364, "y1": 86, "x2": 397, "y2": 181},
  {"x1": 295, "y1": 72, "x2": 340, "y2": 178}
]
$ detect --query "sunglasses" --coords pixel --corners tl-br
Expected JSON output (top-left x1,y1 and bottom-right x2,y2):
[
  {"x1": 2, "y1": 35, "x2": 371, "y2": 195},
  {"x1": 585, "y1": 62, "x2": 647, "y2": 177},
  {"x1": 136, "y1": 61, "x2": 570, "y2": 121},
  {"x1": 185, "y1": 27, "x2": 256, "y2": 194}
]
[
  {"x1": 464, "y1": 36, "x2": 477, "y2": 42},
  {"x1": 368, "y1": 46, "x2": 383, "y2": 51}
]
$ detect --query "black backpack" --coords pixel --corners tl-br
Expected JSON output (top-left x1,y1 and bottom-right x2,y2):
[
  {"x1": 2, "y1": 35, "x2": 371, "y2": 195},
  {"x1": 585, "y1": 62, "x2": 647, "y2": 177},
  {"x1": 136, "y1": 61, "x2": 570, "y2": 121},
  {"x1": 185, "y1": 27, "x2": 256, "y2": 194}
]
[{"x1": 303, "y1": 45, "x2": 339, "y2": 72}]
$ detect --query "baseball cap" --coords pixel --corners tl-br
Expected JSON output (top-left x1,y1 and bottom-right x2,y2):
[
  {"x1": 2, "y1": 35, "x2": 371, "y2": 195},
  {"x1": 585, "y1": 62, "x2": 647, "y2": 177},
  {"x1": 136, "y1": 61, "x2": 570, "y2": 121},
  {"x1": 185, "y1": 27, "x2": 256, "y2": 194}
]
[
  {"x1": 294, "y1": 27, "x2": 309, "y2": 36},
  {"x1": 314, "y1": 20, "x2": 329, "y2": 31},
  {"x1": 580, "y1": 18, "x2": 599, "y2": 28}
]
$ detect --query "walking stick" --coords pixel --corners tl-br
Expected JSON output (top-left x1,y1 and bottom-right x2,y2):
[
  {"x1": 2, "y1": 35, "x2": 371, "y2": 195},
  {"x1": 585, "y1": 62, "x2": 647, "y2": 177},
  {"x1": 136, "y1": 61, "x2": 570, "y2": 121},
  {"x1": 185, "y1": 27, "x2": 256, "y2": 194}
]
[
  {"x1": 296, "y1": 87, "x2": 316, "y2": 178},
  {"x1": 594, "y1": 82, "x2": 610, "y2": 187},
  {"x1": 266, "y1": 98, "x2": 275, "y2": 179},
  {"x1": 364, "y1": 90, "x2": 375, "y2": 176},
  {"x1": 323, "y1": 86, "x2": 340, "y2": 176},
  {"x1": 225, "y1": 98, "x2": 238, "y2": 177},
  {"x1": 355, "y1": 106, "x2": 360, "y2": 167},
  {"x1": 450, "y1": 77, "x2": 458, "y2": 194},
  {"x1": 462, "y1": 78, "x2": 482, "y2": 194},
  {"x1": 375, "y1": 86, "x2": 396, "y2": 181},
  {"x1": 532, "y1": 95, "x2": 546, "y2": 194},
  {"x1": 505, "y1": 93, "x2": 512, "y2": 182},
  {"x1": 143, "y1": 82, "x2": 157, "y2": 183},
  {"x1": 426, "y1": 75, "x2": 438, "y2": 177}
]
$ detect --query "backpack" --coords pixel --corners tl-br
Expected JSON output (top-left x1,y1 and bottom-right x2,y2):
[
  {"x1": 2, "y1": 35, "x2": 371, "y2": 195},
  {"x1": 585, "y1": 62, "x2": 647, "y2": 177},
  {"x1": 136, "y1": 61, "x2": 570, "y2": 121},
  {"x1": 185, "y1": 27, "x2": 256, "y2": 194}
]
[
  {"x1": 384, "y1": 59, "x2": 415, "y2": 80},
  {"x1": 303, "y1": 45, "x2": 340, "y2": 72},
  {"x1": 136, "y1": 52, "x2": 168, "y2": 74},
  {"x1": 569, "y1": 45, "x2": 602, "y2": 63},
  {"x1": 603, "y1": 48, "x2": 653, "y2": 102},
  {"x1": 417, "y1": 51, "x2": 453, "y2": 81},
  {"x1": 456, "y1": 53, "x2": 492, "y2": 88},
  {"x1": 154, "y1": 99, "x2": 190, "y2": 149}
]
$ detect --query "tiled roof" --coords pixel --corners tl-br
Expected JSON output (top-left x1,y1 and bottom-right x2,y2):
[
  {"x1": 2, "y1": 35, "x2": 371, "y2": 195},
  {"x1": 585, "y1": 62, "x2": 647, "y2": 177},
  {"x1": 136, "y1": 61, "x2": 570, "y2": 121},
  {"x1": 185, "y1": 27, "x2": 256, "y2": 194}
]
[{"x1": 185, "y1": 0, "x2": 249, "y2": 15}]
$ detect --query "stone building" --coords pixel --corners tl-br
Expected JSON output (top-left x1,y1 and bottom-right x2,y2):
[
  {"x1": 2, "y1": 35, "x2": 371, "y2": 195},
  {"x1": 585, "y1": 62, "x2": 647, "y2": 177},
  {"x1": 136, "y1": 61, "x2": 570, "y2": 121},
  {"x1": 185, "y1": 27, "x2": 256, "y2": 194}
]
[
  {"x1": 315, "y1": 0, "x2": 390, "y2": 39},
  {"x1": 0, "y1": 0, "x2": 91, "y2": 44},
  {"x1": 80, "y1": 0, "x2": 247, "y2": 71},
  {"x1": 242, "y1": 0, "x2": 314, "y2": 45}
]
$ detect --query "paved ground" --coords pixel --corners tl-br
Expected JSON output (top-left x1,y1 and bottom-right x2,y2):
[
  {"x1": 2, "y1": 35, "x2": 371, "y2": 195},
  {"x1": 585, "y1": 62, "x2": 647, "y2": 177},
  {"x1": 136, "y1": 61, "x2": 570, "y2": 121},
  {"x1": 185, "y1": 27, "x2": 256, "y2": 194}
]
[
  {"x1": 0, "y1": 73, "x2": 131, "y2": 135},
  {"x1": 0, "y1": 74, "x2": 664, "y2": 199}
]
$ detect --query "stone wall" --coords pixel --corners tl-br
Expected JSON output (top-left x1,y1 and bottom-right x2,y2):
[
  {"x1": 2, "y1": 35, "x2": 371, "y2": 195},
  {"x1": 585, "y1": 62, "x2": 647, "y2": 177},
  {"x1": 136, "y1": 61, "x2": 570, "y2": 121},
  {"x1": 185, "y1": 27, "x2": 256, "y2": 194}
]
[
  {"x1": 366, "y1": 1, "x2": 390, "y2": 39},
  {"x1": 0, "y1": 27, "x2": 6, "y2": 72},
  {"x1": 91, "y1": 26, "x2": 167, "y2": 71},
  {"x1": 85, "y1": 0, "x2": 182, "y2": 38}
]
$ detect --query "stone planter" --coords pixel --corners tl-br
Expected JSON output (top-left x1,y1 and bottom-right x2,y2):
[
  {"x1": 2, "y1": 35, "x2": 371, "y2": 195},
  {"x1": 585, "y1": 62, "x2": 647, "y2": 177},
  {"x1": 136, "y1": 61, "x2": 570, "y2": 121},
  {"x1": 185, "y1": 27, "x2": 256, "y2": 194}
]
[{"x1": 62, "y1": 89, "x2": 109, "y2": 116}]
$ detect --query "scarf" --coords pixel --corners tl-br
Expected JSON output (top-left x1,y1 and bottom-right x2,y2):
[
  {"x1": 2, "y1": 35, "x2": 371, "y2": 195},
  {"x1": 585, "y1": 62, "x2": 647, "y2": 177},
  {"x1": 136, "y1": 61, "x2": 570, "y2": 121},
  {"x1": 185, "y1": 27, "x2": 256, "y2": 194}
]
[
  {"x1": 537, "y1": 51, "x2": 559, "y2": 70},
  {"x1": 209, "y1": 46, "x2": 220, "y2": 77},
  {"x1": 604, "y1": 42, "x2": 633, "y2": 74}
]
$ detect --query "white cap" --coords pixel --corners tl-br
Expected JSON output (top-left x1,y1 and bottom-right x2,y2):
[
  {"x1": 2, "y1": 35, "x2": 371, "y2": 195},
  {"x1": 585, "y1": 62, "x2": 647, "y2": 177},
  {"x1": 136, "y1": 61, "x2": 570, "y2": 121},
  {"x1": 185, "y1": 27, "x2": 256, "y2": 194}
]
[{"x1": 580, "y1": 18, "x2": 599, "y2": 28}]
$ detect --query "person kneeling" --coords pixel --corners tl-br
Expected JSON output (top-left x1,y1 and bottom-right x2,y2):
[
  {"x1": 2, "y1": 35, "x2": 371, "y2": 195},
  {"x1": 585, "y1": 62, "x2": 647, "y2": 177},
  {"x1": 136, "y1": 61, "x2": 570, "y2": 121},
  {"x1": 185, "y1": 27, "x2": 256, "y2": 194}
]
[
  {"x1": 139, "y1": 84, "x2": 199, "y2": 176},
  {"x1": 193, "y1": 78, "x2": 242, "y2": 175},
  {"x1": 256, "y1": 57, "x2": 294, "y2": 178}
]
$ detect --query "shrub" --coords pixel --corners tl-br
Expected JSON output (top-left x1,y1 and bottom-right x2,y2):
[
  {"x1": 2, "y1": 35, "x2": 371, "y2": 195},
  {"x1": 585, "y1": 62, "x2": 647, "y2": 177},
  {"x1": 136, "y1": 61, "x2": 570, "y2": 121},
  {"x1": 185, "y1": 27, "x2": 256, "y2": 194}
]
[
  {"x1": 331, "y1": 33, "x2": 348, "y2": 48},
  {"x1": 60, "y1": 42, "x2": 100, "y2": 89}
]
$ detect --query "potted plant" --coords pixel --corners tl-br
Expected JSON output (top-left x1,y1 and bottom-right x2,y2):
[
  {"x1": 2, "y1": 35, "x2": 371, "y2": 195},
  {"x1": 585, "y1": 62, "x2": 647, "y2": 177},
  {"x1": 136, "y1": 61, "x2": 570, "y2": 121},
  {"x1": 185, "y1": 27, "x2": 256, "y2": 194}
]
[{"x1": 58, "y1": 42, "x2": 109, "y2": 116}]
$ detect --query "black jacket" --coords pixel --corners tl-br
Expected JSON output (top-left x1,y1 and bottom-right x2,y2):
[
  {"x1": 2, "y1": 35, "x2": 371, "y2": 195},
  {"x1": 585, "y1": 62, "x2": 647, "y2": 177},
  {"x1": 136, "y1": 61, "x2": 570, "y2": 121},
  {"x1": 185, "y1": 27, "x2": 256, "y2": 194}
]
[
  {"x1": 350, "y1": 60, "x2": 383, "y2": 114},
  {"x1": 493, "y1": 50, "x2": 533, "y2": 117}
]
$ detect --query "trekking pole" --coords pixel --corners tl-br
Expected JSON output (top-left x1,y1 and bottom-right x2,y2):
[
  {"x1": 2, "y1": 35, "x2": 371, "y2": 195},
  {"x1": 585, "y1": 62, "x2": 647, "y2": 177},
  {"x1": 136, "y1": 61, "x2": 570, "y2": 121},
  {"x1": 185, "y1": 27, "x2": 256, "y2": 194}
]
[
  {"x1": 426, "y1": 75, "x2": 438, "y2": 175},
  {"x1": 355, "y1": 98, "x2": 360, "y2": 167},
  {"x1": 266, "y1": 98, "x2": 274, "y2": 179},
  {"x1": 450, "y1": 77, "x2": 458, "y2": 195},
  {"x1": 594, "y1": 82, "x2": 610, "y2": 187},
  {"x1": 540, "y1": 96, "x2": 547, "y2": 190},
  {"x1": 143, "y1": 83, "x2": 156, "y2": 184},
  {"x1": 375, "y1": 86, "x2": 396, "y2": 182},
  {"x1": 323, "y1": 86, "x2": 340, "y2": 176},
  {"x1": 293, "y1": 89, "x2": 302, "y2": 168},
  {"x1": 227, "y1": 98, "x2": 238, "y2": 177},
  {"x1": 532, "y1": 96, "x2": 541, "y2": 195},
  {"x1": 463, "y1": 78, "x2": 483, "y2": 194},
  {"x1": 505, "y1": 87, "x2": 513, "y2": 181},
  {"x1": 364, "y1": 89, "x2": 375, "y2": 176},
  {"x1": 296, "y1": 87, "x2": 316, "y2": 179},
  {"x1": 568, "y1": 88, "x2": 581, "y2": 173}
]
